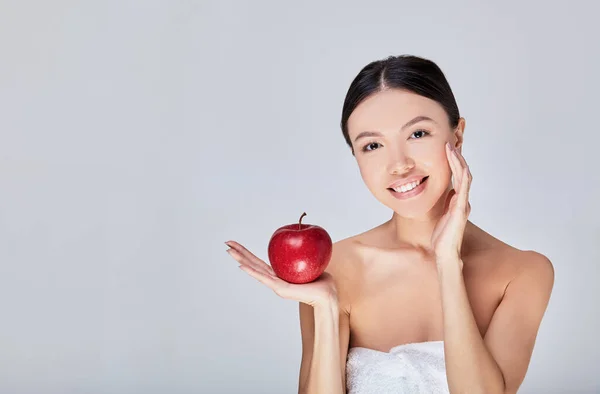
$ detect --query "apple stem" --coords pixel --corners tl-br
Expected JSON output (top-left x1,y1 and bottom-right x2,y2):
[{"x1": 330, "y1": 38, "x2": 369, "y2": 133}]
[{"x1": 298, "y1": 212, "x2": 307, "y2": 230}]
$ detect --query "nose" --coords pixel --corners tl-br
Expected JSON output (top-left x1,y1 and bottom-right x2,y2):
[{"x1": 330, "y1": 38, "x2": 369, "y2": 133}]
[{"x1": 387, "y1": 148, "x2": 415, "y2": 175}]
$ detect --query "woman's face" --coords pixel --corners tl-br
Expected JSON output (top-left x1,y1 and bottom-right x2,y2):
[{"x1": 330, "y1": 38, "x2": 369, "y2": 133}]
[{"x1": 347, "y1": 88, "x2": 464, "y2": 218}]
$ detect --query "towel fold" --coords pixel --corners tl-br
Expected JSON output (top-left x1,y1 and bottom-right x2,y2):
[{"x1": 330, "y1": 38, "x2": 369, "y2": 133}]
[{"x1": 346, "y1": 340, "x2": 449, "y2": 394}]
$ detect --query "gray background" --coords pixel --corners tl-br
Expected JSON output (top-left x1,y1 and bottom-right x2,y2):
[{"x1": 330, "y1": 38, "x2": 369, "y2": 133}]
[{"x1": 0, "y1": 1, "x2": 598, "y2": 393}]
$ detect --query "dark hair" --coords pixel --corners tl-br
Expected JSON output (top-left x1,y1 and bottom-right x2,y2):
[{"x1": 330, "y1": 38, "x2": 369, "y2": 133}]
[{"x1": 340, "y1": 55, "x2": 460, "y2": 155}]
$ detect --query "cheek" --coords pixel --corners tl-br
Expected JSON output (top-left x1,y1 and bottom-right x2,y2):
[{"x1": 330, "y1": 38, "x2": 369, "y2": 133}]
[
  {"x1": 417, "y1": 149, "x2": 452, "y2": 191},
  {"x1": 416, "y1": 147, "x2": 449, "y2": 174},
  {"x1": 358, "y1": 162, "x2": 376, "y2": 187},
  {"x1": 357, "y1": 159, "x2": 384, "y2": 192}
]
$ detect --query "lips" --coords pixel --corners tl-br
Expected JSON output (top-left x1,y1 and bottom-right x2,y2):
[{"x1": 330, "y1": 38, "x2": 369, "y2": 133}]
[
  {"x1": 388, "y1": 176, "x2": 429, "y2": 200},
  {"x1": 387, "y1": 176, "x2": 429, "y2": 192}
]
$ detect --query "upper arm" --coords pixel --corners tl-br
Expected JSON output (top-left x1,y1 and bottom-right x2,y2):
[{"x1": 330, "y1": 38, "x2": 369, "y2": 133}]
[
  {"x1": 483, "y1": 251, "x2": 555, "y2": 394},
  {"x1": 298, "y1": 242, "x2": 352, "y2": 394}
]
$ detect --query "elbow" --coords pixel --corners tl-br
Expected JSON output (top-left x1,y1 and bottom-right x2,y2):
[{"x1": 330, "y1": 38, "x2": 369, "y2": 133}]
[
  {"x1": 453, "y1": 379, "x2": 505, "y2": 394},
  {"x1": 298, "y1": 380, "x2": 308, "y2": 394},
  {"x1": 487, "y1": 380, "x2": 507, "y2": 394}
]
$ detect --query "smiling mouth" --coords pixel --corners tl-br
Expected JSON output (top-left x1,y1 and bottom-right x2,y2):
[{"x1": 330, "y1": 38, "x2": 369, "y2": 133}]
[{"x1": 387, "y1": 176, "x2": 429, "y2": 193}]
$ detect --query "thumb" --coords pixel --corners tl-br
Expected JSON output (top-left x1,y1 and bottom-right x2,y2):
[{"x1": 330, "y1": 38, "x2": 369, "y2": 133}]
[{"x1": 444, "y1": 189, "x2": 456, "y2": 212}]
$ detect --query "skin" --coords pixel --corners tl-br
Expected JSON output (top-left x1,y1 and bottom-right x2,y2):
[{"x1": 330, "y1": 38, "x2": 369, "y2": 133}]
[{"x1": 226, "y1": 88, "x2": 554, "y2": 393}]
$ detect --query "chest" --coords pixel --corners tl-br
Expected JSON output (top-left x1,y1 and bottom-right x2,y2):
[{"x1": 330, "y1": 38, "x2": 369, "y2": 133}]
[{"x1": 346, "y1": 251, "x2": 508, "y2": 351}]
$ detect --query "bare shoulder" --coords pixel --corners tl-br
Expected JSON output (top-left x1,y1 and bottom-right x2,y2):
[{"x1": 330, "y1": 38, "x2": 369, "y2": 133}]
[
  {"x1": 471, "y1": 229, "x2": 554, "y2": 287},
  {"x1": 485, "y1": 243, "x2": 555, "y2": 328},
  {"x1": 322, "y1": 236, "x2": 364, "y2": 313},
  {"x1": 325, "y1": 234, "x2": 366, "y2": 273},
  {"x1": 461, "y1": 224, "x2": 554, "y2": 299},
  {"x1": 510, "y1": 248, "x2": 555, "y2": 285}
]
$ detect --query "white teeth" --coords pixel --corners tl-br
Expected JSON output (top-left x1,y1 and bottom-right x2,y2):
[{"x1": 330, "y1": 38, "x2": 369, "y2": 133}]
[{"x1": 393, "y1": 179, "x2": 422, "y2": 193}]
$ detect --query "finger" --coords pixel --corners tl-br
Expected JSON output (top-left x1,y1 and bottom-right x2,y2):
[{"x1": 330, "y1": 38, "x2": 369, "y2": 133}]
[
  {"x1": 453, "y1": 147, "x2": 469, "y2": 170},
  {"x1": 450, "y1": 145, "x2": 467, "y2": 190},
  {"x1": 239, "y1": 265, "x2": 288, "y2": 294},
  {"x1": 239, "y1": 264, "x2": 273, "y2": 286},
  {"x1": 457, "y1": 167, "x2": 471, "y2": 211},
  {"x1": 446, "y1": 143, "x2": 462, "y2": 190},
  {"x1": 454, "y1": 147, "x2": 473, "y2": 186},
  {"x1": 227, "y1": 241, "x2": 276, "y2": 275},
  {"x1": 444, "y1": 188, "x2": 456, "y2": 213},
  {"x1": 226, "y1": 248, "x2": 273, "y2": 276},
  {"x1": 454, "y1": 148, "x2": 472, "y2": 188},
  {"x1": 226, "y1": 248, "x2": 272, "y2": 276},
  {"x1": 226, "y1": 241, "x2": 276, "y2": 275}
]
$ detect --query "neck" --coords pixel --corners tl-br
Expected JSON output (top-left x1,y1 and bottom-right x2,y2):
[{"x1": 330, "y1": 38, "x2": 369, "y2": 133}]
[{"x1": 387, "y1": 213, "x2": 440, "y2": 252}]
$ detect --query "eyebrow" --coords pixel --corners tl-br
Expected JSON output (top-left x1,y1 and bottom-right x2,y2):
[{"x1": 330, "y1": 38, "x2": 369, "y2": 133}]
[{"x1": 353, "y1": 115, "x2": 437, "y2": 143}]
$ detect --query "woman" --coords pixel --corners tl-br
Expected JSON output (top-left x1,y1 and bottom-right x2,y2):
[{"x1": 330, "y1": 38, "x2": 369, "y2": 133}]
[{"x1": 225, "y1": 55, "x2": 554, "y2": 394}]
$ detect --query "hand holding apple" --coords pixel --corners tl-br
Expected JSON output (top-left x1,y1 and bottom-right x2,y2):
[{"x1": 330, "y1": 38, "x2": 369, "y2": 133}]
[
  {"x1": 225, "y1": 241, "x2": 337, "y2": 307},
  {"x1": 225, "y1": 212, "x2": 336, "y2": 307}
]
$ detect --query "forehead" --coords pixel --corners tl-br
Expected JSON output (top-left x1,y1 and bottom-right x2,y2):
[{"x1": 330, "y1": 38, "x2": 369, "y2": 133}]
[{"x1": 347, "y1": 89, "x2": 448, "y2": 137}]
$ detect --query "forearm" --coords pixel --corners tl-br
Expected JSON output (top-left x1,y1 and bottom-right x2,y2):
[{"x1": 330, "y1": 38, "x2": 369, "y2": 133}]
[
  {"x1": 438, "y1": 258, "x2": 505, "y2": 394},
  {"x1": 304, "y1": 300, "x2": 344, "y2": 394}
]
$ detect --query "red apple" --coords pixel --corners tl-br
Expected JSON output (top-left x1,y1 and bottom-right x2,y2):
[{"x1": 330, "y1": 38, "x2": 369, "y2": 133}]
[{"x1": 267, "y1": 212, "x2": 333, "y2": 284}]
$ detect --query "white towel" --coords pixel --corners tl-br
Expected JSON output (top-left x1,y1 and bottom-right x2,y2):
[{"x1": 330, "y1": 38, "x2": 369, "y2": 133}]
[{"x1": 346, "y1": 340, "x2": 449, "y2": 394}]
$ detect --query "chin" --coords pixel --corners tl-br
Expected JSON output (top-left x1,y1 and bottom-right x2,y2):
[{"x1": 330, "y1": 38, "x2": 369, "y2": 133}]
[{"x1": 390, "y1": 203, "x2": 436, "y2": 219}]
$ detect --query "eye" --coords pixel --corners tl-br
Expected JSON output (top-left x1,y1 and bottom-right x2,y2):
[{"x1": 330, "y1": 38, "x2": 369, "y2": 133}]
[
  {"x1": 362, "y1": 142, "x2": 381, "y2": 152},
  {"x1": 361, "y1": 129, "x2": 431, "y2": 153},
  {"x1": 410, "y1": 129, "x2": 431, "y2": 139}
]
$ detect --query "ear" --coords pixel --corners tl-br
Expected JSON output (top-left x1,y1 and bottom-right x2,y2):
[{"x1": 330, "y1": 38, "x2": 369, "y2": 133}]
[{"x1": 453, "y1": 117, "x2": 466, "y2": 151}]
